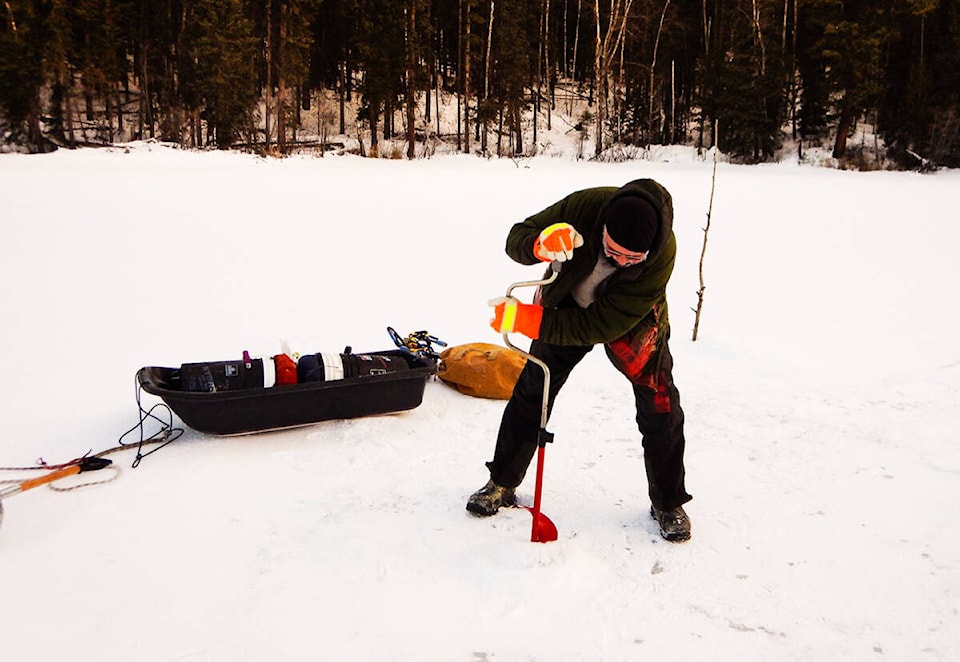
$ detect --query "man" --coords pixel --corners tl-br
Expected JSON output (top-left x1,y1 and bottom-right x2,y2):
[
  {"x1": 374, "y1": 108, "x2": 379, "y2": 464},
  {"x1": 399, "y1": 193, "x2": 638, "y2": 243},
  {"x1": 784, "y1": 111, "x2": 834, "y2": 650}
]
[{"x1": 466, "y1": 178, "x2": 692, "y2": 542}]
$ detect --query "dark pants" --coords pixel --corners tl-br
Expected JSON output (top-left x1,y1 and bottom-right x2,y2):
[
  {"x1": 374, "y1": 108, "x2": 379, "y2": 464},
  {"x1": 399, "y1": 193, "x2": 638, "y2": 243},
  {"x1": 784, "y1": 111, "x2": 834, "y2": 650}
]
[{"x1": 485, "y1": 335, "x2": 692, "y2": 511}]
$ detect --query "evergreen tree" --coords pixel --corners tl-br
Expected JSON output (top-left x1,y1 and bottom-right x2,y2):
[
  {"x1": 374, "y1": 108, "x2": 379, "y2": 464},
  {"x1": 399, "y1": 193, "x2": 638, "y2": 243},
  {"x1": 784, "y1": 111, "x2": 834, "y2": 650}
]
[
  {"x1": 43, "y1": 0, "x2": 75, "y2": 145},
  {"x1": 0, "y1": 1, "x2": 49, "y2": 150},
  {"x1": 182, "y1": 0, "x2": 258, "y2": 148},
  {"x1": 262, "y1": 0, "x2": 318, "y2": 150},
  {"x1": 308, "y1": 0, "x2": 361, "y2": 136},
  {"x1": 71, "y1": 0, "x2": 135, "y2": 141},
  {"x1": 879, "y1": 0, "x2": 960, "y2": 168},
  {"x1": 403, "y1": 0, "x2": 432, "y2": 158},
  {"x1": 795, "y1": 0, "x2": 832, "y2": 149},
  {"x1": 491, "y1": 0, "x2": 538, "y2": 154},
  {"x1": 356, "y1": 0, "x2": 407, "y2": 155},
  {"x1": 922, "y1": 0, "x2": 960, "y2": 167},
  {"x1": 799, "y1": 0, "x2": 887, "y2": 159},
  {"x1": 698, "y1": 0, "x2": 786, "y2": 162}
]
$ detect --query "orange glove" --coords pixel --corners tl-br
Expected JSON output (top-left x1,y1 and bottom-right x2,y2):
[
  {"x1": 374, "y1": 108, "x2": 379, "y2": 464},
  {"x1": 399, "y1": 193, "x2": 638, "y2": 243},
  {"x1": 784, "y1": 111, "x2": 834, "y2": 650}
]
[
  {"x1": 533, "y1": 222, "x2": 584, "y2": 262},
  {"x1": 489, "y1": 296, "x2": 544, "y2": 339}
]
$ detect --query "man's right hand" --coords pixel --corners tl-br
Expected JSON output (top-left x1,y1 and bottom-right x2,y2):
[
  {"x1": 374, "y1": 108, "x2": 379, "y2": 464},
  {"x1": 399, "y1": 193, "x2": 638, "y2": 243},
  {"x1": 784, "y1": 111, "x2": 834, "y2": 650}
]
[{"x1": 533, "y1": 222, "x2": 583, "y2": 262}]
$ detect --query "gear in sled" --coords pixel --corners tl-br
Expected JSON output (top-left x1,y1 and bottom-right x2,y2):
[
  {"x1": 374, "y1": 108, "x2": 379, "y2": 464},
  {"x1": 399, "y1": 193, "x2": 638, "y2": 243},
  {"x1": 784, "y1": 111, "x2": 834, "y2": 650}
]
[{"x1": 137, "y1": 328, "x2": 443, "y2": 436}]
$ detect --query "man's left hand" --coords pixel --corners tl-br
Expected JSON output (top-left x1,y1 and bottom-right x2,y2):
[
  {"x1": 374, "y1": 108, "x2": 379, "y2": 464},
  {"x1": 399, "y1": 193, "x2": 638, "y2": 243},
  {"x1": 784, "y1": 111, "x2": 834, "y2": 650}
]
[{"x1": 488, "y1": 296, "x2": 543, "y2": 339}]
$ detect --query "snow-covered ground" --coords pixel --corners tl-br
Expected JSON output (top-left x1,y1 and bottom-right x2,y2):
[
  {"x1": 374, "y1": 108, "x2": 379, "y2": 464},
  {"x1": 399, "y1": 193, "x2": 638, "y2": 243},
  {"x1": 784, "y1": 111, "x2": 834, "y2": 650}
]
[{"x1": 1, "y1": 143, "x2": 958, "y2": 661}]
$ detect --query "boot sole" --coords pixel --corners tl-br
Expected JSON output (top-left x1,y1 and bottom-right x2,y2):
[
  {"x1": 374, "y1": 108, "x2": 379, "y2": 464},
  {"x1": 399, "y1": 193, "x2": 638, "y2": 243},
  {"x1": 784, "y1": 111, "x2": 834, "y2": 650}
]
[{"x1": 466, "y1": 501, "x2": 498, "y2": 517}]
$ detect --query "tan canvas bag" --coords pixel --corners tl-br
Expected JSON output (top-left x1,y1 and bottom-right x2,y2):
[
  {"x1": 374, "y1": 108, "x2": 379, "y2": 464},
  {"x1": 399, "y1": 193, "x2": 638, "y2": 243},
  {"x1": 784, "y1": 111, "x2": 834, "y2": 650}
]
[{"x1": 437, "y1": 343, "x2": 527, "y2": 400}]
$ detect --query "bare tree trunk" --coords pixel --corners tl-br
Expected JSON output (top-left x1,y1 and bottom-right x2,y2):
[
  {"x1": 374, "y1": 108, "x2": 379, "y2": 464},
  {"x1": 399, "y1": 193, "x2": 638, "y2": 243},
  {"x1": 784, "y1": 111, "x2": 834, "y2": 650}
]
[
  {"x1": 278, "y1": 2, "x2": 288, "y2": 153},
  {"x1": 698, "y1": 0, "x2": 713, "y2": 151},
  {"x1": 833, "y1": 94, "x2": 853, "y2": 159},
  {"x1": 782, "y1": 0, "x2": 788, "y2": 50},
  {"x1": 594, "y1": 0, "x2": 602, "y2": 154},
  {"x1": 544, "y1": 0, "x2": 551, "y2": 131},
  {"x1": 64, "y1": 70, "x2": 76, "y2": 144},
  {"x1": 384, "y1": 98, "x2": 392, "y2": 142},
  {"x1": 701, "y1": 0, "x2": 710, "y2": 56},
  {"x1": 370, "y1": 104, "x2": 380, "y2": 158},
  {"x1": 514, "y1": 102, "x2": 523, "y2": 154},
  {"x1": 463, "y1": 0, "x2": 472, "y2": 154},
  {"x1": 616, "y1": 27, "x2": 625, "y2": 142},
  {"x1": 497, "y1": 105, "x2": 504, "y2": 155},
  {"x1": 265, "y1": 0, "x2": 273, "y2": 149},
  {"x1": 670, "y1": 59, "x2": 675, "y2": 142},
  {"x1": 105, "y1": 94, "x2": 114, "y2": 143},
  {"x1": 752, "y1": 0, "x2": 766, "y2": 75},
  {"x1": 116, "y1": 87, "x2": 124, "y2": 140},
  {"x1": 27, "y1": 98, "x2": 43, "y2": 148},
  {"x1": 425, "y1": 50, "x2": 432, "y2": 124},
  {"x1": 319, "y1": 94, "x2": 329, "y2": 146},
  {"x1": 482, "y1": 0, "x2": 494, "y2": 155},
  {"x1": 792, "y1": 0, "x2": 798, "y2": 141},
  {"x1": 594, "y1": 0, "x2": 633, "y2": 156},
  {"x1": 572, "y1": 0, "x2": 582, "y2": 81},
  {"x1": 650, "y1": 0, "x2": 671, "y2": 143},
  {"x1": 406, "y1": 1, "x2": 417, "y2": 159},
  {"x1": 535, "y1": 8, "x2": 543, "y2": 147},
  {"x1": 140, "y1": 45, "x2": 152, "y2": 139},
  {"x1": 338, "y1": 61, "x2": 346, "y2": 135},
  {"x1": 4, "y1": 1, "x2": 16, "y2": 30},
  {"x1": 457, "y1": 0, "x2": 463, "y2": 149}
]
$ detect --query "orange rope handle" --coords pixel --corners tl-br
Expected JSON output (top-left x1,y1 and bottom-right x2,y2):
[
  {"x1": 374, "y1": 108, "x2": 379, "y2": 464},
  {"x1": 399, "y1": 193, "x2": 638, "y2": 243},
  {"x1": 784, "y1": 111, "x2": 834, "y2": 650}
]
[{"x1": 17, "y1": 465, "x2": 82, "y2": 493}]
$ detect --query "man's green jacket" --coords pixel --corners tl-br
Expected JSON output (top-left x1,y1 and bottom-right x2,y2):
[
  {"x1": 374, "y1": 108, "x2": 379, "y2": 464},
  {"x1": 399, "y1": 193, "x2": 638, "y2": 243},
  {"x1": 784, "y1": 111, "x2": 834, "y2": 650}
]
[{"x1": 504, "y1": 178, "x2": 675, "y2": 372}]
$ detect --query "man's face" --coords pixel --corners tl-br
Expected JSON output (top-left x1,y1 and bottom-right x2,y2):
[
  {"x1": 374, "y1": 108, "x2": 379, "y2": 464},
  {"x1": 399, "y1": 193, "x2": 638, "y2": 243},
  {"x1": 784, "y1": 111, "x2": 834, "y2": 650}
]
[{"x1": 602, "y1": 226, "x2": 649, "y2": 268}]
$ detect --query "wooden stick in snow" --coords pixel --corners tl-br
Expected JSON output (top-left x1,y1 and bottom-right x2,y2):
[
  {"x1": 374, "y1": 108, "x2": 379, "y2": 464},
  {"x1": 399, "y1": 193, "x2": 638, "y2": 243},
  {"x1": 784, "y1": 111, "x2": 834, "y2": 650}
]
[{"x1": 692, "y1": 128, "x2": 718, "y2": 341}]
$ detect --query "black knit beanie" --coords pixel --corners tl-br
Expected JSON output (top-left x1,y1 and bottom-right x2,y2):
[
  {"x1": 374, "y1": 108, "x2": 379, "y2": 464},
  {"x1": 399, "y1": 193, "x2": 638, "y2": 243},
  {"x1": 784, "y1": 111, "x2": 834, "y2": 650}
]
[{"x1": 603, "y1": 196, "x2": 659, "y2": 253}]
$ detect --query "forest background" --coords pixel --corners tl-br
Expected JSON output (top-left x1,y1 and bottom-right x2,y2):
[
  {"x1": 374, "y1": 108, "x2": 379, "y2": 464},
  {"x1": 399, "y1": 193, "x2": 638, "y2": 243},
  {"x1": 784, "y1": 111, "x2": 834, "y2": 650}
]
[{"x1": 1, "y1": 0, "x2": 958, "y2": 169}]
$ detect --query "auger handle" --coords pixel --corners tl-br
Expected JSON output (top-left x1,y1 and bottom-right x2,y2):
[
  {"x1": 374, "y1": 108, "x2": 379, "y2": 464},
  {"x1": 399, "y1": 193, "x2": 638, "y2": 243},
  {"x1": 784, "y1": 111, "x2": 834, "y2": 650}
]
[{"x1": 501, "y1": 263, "x2": 561, "y2": 432}]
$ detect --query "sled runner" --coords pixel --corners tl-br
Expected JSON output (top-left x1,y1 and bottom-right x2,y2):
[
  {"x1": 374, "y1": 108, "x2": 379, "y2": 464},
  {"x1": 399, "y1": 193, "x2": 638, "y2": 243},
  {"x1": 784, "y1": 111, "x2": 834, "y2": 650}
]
[{"x1": 137, "y1": 348, "x2": 436, "y2": 436}]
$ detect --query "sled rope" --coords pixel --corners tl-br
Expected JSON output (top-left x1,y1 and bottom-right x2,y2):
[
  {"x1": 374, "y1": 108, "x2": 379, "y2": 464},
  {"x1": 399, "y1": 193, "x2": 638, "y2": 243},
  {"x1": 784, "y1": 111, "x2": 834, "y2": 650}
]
[
  {"x1": 116, "y1": 377, "x2": 184, "y2": 467},
  {"x1": 46, "y1": 464, "x2": 121, "y2": 491},
  {"x1": 0, "y1": 453, "x2": 117, "y2": 492},
  {"x1": 0, "y1": 449, "x2": 104, "y2": 476},
  {"x1": 0, "y1": 454, "x2": 92, "y2": 473},
  {"x1": 0, "y1": 431, "x2": 176, "y2": 493},
  {"x1": 0, "y1": 377, "x2": 185, "y2": 493}
]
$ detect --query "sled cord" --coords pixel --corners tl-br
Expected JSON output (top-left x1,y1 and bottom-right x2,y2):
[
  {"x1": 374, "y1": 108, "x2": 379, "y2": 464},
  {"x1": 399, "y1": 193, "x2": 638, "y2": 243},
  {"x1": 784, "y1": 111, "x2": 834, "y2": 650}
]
[{"x1": 117, "y1": 376, "x2": 184, "y2": 467}]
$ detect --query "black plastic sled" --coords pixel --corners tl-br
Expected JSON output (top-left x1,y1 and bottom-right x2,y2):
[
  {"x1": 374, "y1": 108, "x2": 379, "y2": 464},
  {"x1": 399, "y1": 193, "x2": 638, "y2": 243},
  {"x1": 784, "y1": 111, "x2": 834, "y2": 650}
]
[{"x1": 137, "y1": 349, "x2": 436, "y2": 436}]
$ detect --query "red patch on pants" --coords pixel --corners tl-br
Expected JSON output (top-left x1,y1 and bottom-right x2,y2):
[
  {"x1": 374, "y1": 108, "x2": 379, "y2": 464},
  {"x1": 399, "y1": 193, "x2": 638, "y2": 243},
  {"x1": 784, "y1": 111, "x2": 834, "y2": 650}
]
[
  {"x1": 653, "y1": 376, "x2": 672, "y2": 413},
  {"x1": 607, "y1": 324, "x2": 659, "y2": 384}
]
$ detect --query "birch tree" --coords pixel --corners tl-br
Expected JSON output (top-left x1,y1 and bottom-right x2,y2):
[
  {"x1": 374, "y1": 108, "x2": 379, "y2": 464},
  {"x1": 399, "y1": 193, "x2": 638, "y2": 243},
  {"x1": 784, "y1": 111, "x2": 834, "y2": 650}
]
[{"x1": 593, "y1": 0, "x2": 633, "y2": 156}]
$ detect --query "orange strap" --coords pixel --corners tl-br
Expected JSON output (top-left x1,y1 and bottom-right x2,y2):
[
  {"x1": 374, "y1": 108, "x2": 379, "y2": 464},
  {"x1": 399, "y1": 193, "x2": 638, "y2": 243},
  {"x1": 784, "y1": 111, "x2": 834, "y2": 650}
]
[{"x1": 18, "y1": 464, "x2": 81, "y2": 493}]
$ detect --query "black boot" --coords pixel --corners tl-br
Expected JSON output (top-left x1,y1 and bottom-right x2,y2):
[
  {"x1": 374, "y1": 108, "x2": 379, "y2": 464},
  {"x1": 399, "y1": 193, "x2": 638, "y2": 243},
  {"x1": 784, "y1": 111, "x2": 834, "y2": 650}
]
[
  {"x1": 650, "y1": 505, "x2": 691, "y2": 542},
  {"x1": 466, "y1": 479, "x2": 517, "y2": 517}
]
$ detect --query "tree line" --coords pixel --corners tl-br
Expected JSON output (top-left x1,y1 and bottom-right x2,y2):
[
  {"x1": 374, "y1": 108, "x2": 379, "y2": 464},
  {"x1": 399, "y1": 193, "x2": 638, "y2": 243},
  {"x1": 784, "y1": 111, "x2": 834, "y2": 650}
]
[{"x1": 1, "y1": 1, "x2": 958, "y2": 168}]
